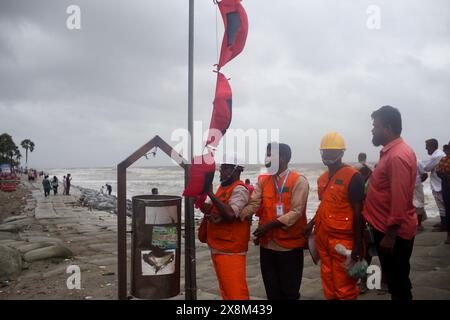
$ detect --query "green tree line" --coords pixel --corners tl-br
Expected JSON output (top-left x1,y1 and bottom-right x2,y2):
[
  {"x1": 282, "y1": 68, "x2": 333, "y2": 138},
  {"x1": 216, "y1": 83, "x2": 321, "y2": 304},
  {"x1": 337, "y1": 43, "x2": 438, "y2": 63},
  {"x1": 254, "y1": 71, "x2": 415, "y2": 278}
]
[{"x1": 0, "y1": 133, "x2": 35, "y2": 169}]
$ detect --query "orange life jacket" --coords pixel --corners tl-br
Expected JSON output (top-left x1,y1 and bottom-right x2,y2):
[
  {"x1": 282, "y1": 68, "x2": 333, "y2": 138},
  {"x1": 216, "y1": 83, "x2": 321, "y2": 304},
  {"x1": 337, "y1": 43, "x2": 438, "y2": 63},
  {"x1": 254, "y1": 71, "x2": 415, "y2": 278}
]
[
  {"x1": 254, "y1": 173, "x2": 269, "y2": 218},
  {"x1": 258, "y1": 170, "x2": 307, "y2": 249},
  {"x1": 316, "y1": 166, "x2": 358, "y2": 235},
  {"x1": 207, "y1": 180, "x2": 251, "y2": 253}
]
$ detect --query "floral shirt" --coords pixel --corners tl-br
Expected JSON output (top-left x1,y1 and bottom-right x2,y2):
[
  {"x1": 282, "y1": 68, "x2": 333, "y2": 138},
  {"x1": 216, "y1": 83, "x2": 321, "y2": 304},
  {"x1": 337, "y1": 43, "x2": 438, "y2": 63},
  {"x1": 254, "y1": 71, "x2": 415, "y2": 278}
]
[{"x1": 436, "y1": 155, "x2": 450, "y2": 178}]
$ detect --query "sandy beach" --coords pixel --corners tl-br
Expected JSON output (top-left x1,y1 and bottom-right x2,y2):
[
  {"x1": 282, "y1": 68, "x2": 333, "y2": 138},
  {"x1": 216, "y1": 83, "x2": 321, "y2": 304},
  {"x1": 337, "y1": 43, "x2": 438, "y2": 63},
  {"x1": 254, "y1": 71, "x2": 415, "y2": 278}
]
[{"x1": 0, "y1": 175, "x2": 449, "y2": 300}]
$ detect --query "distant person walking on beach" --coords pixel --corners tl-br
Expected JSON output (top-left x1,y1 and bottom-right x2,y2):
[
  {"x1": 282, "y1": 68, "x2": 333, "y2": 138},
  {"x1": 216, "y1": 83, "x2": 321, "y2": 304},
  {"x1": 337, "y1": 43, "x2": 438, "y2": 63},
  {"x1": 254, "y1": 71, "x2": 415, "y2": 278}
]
[
  {"x1": 198, "y1": 152, "x2": 250, "y2": 300},
  {"x1": 240, "y1": 143, "x2": 309, "y2": 300},
  {"x1": 42, "y1": 175, "x2": 51, "y2": 197},
  {"x1": 244, "y1": 179, "x2": 255, "y2": 197},
  {"x1": 414, "y1": 161, "x2": 428, "y2": 232},
  {"x1": 66, "y1": 173, "x2": 72, "y2": 195},
  {"x1": 106, "y1": 183, "x2": 112, "y2": 195},
  {"x1": 303, "y1": 132, "x2": 365, "y2": 300},
  {"x1": 62, "y1": 176, "x2": 67, "y2": 195},
  {"x1": 364, "y1": 106, "x2": 417, "y2": 300},
  {"x1": 424, "y1": 139, "x2": 446, "y2": 232},
  {"x1": 51, "y1": 176, "x2": 59, "y2": 195},
  {"x1": 436, "y1": 144, "x2": 450, "y2": 244}
]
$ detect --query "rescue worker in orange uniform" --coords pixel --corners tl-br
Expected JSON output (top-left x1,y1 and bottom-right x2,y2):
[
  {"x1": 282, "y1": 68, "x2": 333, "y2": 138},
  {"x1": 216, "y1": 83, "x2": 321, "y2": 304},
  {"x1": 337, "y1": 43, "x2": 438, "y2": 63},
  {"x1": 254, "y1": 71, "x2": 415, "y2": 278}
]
[
  {"x1": 199, "y1": 152, "x2": 250, "y2": 300},
  {"x1": 303, "y1": 132, "x2": 365, "y2": 300},
  {"x1": 240, "y1": 142, "x2": 309, "y2": 300}
]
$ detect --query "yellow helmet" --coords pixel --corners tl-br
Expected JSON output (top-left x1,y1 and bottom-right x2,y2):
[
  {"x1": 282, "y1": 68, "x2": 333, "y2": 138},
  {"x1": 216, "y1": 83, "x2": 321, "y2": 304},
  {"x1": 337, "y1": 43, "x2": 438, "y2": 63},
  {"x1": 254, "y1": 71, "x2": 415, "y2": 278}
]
[{"x1": 320, "y1": 131, "x2": 346, "y2": 150}]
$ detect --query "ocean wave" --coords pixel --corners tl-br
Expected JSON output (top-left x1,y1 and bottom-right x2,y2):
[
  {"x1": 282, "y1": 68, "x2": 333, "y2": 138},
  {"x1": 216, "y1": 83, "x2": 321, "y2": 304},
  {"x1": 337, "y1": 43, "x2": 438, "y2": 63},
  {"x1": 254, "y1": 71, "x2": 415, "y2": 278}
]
[{"x1": 46, "y1": 165, "x2": 440, "y2": 219}]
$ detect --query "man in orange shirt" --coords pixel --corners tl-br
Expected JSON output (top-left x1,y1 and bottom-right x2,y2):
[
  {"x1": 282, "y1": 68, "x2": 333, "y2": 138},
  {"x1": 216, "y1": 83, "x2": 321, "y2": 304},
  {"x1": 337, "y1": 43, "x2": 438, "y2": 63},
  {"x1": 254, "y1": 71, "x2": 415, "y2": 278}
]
[
  {"x1": 364, "y1": 106, "x2": 417, "y2": 300},
  {"x1": 199, "y1": 153, "x2": 250, "y2": 300},
  {"x1": 240, "y1": 142, "x2": 309, "y2": 300}
]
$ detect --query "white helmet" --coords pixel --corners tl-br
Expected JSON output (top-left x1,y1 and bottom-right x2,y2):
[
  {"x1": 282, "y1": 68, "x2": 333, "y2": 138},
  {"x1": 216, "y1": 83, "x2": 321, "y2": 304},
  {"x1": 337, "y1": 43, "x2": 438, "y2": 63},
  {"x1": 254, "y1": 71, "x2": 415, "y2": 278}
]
[{"x1": 218, "y1": 152, "x2": 246, "y2": 169}]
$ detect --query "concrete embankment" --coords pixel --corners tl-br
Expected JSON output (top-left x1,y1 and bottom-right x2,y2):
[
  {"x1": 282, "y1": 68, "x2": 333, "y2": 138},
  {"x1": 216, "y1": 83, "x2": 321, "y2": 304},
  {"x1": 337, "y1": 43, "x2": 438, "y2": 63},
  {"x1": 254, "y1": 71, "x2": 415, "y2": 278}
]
[{"x1": 1, "y1": 176, "x2": 449, "y2": 300}]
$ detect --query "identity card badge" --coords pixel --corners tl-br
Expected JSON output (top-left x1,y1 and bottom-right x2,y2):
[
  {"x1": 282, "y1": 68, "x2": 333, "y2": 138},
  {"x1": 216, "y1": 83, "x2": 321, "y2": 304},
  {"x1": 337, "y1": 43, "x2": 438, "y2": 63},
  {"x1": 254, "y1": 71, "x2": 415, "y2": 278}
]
[{"x1": 276, "y1": 202, "x2": 284, "y2": 217}]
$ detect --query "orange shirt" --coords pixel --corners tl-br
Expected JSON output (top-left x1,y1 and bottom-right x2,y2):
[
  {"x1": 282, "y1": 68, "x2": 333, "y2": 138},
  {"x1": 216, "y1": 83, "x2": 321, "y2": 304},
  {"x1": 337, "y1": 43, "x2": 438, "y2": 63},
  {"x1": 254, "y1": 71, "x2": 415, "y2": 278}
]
[{"x1": 364, "y1": 138, "x2": 417, "y2": 240}]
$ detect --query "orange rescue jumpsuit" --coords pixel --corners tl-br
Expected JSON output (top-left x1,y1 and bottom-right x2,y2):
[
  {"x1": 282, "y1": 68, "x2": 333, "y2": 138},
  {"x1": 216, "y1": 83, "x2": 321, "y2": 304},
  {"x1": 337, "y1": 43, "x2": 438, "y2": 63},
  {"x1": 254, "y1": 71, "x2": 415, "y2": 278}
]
[
  {"x1": 315, "y1": 166, "x2": 360, "y2": 300},
  {"x1": 208, "y1": 180, "x2": 251, "y2": 300}
]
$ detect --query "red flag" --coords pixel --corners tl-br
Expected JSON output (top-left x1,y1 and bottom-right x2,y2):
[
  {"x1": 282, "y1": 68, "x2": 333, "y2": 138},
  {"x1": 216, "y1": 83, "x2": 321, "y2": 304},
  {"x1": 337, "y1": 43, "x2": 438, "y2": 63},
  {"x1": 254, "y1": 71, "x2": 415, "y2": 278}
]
[
  {"x1": 206, "y1": 72, "x2": 232, "y2": 148},
  {"x1": 184, "y1": 1, "x2": 248, "y2": 207},
  {"x1": 182, "y1": 152, "x2": 216, "y2": 208},
  {"x1": 217, "y1": 0, "x2": 248, "y2": 70}
]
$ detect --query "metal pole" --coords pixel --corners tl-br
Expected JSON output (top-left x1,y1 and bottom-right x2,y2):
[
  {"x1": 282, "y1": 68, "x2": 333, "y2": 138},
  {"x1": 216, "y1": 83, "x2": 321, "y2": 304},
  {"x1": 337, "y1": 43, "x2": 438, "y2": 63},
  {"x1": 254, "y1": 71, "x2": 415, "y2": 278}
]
[
  {"x1": 117, "y1": 165, "x2": 127, "y2": 300},
  {"x1": 185, "y1": 0, "x2": 197, "y2": 300}
]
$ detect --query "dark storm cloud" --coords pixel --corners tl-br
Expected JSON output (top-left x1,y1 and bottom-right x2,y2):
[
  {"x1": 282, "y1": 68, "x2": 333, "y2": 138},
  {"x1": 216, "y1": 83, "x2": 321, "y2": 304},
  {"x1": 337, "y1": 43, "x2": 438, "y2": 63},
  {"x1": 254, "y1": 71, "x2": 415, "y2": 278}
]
[{"x1": 0, "y1": 0, "x2": 449, "y2": 168}]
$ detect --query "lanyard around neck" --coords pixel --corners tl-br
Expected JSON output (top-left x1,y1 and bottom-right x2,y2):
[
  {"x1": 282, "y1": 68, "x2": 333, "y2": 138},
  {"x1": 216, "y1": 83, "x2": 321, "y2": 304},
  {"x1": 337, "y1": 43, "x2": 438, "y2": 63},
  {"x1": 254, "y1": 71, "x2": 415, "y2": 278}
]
[{"x1": 274, "y1": 170, "x2": 290, "y2": 201}]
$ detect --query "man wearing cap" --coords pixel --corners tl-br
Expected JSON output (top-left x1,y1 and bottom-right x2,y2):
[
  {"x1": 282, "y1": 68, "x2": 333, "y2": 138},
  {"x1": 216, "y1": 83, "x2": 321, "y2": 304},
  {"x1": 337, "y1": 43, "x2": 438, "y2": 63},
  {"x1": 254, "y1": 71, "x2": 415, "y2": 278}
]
[
  {"x1": 199, "y1": 152, "x2": 250, "y2": 300},
  {"x1": 240, "y1": 142, "x2": 309, "y2": 300},
  {"x1": 303, "y1": 132, "x2": 365, "y2": 300}
]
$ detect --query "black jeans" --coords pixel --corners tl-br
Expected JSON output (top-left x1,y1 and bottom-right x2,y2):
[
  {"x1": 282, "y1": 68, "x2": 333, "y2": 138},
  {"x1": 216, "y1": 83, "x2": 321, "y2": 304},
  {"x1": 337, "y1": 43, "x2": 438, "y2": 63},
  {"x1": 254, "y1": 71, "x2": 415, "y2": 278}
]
[
  {"x1": 260, "y1": 246, "x2": 304, "y2": 300},
  {"x1": 372, "y1": 226, "x2": 415, "y2": 300}
]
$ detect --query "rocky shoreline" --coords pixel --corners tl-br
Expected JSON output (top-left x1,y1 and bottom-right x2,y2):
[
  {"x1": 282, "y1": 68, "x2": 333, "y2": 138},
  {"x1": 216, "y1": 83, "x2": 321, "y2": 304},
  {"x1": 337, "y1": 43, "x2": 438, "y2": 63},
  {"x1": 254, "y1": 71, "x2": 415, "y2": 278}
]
[
  {"x1": 0, "y1": 183, "x2": 126, "y2": 284},
  {"x1": 77, "y1": 186, "x2": 132, "y2": 216},
  {"x1": 1, "y1": 185, "x2": 128, "y2": 282},
  {"x1": 1, "y1": 177, "x2": 124, "y2": 299},
  {"x1": 0, "y1": 203, "x2": 73, "y2": 282}
]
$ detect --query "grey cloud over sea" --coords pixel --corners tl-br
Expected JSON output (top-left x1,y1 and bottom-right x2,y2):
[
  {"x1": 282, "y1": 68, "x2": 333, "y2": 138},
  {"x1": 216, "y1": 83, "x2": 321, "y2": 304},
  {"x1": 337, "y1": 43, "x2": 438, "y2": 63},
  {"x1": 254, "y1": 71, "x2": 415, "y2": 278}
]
[{"x1": 1, "y1": 0, "x2": 449, "y2": 168}]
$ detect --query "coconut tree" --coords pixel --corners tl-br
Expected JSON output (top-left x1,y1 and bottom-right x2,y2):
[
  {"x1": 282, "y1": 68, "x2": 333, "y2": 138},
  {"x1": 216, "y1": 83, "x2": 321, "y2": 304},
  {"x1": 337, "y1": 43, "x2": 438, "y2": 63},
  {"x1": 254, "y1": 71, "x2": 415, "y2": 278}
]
[{"x1": 20, "y1": 139, "x2": 35, "y2": 167}]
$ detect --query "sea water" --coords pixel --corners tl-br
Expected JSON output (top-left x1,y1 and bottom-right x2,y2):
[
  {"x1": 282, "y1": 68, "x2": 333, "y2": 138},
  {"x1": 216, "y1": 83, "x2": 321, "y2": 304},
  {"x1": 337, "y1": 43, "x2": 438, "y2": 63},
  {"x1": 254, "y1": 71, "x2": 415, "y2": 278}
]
[{"x1": 46, "y1": 163, "x2": 439, "y2": 220}]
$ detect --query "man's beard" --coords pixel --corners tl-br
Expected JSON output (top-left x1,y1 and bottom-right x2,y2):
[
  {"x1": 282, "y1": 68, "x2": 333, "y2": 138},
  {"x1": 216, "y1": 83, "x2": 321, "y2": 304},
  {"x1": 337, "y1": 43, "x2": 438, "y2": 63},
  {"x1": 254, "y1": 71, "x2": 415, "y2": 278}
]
[{"x1": 372, "y1": 135, "x2": 384, "y2": 147}]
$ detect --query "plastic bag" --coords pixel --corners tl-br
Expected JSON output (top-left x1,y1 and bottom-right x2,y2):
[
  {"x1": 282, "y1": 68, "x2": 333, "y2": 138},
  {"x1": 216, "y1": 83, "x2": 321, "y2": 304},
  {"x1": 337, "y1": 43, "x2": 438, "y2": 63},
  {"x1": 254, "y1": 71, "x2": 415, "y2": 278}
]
[{"x1": 335, "y1": 243, "x2": 368, "y2": 279}]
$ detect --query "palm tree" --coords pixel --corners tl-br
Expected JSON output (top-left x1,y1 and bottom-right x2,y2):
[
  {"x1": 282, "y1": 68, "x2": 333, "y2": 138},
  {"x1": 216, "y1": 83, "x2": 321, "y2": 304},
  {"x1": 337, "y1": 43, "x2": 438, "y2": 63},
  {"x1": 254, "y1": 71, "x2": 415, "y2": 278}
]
[{"x1": 20, "y1": 139, "x2": 35, "y2": 167}]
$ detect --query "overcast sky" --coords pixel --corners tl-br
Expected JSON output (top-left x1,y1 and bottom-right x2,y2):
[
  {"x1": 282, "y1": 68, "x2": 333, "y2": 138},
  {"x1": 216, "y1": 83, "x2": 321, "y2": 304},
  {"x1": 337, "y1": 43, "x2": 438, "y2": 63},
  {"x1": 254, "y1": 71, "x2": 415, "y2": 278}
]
[{"x1": 1, "y1": 0, "x2": 449, "y2": 169}]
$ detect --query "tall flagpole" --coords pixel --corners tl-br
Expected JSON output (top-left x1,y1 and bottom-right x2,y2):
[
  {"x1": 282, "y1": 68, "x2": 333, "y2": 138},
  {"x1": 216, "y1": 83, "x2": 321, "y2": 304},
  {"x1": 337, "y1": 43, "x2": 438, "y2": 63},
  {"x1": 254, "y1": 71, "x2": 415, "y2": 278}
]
[{"x1": 185, "y1": 0, "x2": 197, "y2": 300}]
